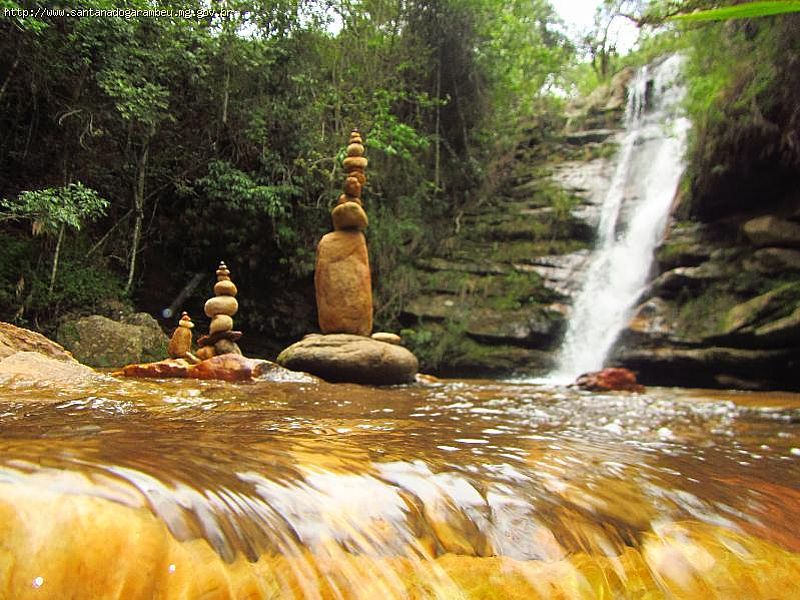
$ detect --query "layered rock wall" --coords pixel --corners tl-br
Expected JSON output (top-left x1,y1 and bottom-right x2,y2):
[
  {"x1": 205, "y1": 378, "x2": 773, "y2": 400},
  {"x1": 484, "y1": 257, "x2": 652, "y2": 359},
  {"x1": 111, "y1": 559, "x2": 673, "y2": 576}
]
[{"x1": 612, "y1": 210, "x2": 800, "y2": 391}]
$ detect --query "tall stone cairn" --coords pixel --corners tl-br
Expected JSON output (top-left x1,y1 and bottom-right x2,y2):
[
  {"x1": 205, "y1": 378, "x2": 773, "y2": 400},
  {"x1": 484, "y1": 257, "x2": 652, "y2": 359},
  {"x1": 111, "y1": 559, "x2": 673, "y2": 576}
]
[
  {"x1": 196, "y1": 261, "x2": 243, "y2": 358},
  {"x1": 315, "y1": 130, "x2": 373, "y2": 337}
]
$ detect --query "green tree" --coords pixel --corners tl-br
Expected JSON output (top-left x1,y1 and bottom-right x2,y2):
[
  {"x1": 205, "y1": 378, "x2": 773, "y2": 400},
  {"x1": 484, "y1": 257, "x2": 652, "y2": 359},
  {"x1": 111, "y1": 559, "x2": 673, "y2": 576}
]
[{"x1": 0, "y1": 183, "x2": 108, "y2": 294}]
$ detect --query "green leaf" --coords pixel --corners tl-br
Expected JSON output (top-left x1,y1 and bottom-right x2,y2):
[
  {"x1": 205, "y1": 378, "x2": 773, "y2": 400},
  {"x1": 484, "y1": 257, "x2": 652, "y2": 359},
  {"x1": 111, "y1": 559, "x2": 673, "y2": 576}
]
[{"x1": 670, "y1": 1, "x2": 800, "y2": 22}]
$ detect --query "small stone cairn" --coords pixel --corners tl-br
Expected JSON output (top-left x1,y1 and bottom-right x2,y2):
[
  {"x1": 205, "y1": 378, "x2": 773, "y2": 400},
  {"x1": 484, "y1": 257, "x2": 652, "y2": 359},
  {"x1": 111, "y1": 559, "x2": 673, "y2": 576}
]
[
  {"x1": 167, "y1": 311, "x2": 199, "y2": 363},
  {"x1": 196, "y1": 261, "x2": 243, "y2": 359}
]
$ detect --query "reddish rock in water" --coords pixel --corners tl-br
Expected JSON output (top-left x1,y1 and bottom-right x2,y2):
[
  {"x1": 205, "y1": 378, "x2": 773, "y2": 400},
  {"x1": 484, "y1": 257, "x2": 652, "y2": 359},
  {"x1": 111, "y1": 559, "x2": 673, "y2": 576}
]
[
  {"x1": 189, "y1": 353, "x2": 265, "y2": 381},
  {"x1": 574, "y1": 368, "x2": 644, "y2": 393},
  {"x1": 117, "y1": 354, "x2": 317, "y2": 383},
  {"x1": 117, "y1": 358, "x2": 191, "y2": 379}
]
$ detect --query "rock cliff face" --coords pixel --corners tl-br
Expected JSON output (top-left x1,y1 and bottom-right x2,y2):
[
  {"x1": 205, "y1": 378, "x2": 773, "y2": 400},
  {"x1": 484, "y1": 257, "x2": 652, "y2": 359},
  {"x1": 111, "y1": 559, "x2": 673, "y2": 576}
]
[
  {"x1": 402, "y1": 51, "x2": 800, "y2": 391},
  {"x1": 611, "y1": 21, "x2": 800, "y2": 392},
  {"x1": 401, "y1": 80, "x2": 628, "y2": 375},
  {"x1": 612, "y1": 208, "x2": 800, "y2": 391}
]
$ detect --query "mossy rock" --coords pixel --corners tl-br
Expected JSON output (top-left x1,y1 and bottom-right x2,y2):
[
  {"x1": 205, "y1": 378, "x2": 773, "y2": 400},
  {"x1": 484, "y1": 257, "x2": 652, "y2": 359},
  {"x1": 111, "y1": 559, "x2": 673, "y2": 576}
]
[
  {"x1": 401, "y1": 322, "x2": 555, "y2": 376},
  {"x1": 721, "y1": 281, "x2": 800, "y2": 335},
  {"x1": 57, "y1": 313, "x2": 168, "y2": 368}
]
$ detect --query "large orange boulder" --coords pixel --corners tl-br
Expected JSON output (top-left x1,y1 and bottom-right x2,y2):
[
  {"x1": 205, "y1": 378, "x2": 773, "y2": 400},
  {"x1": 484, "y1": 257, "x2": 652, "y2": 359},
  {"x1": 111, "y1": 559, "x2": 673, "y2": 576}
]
[{"x1": 315, "y1": 230, "x2": 373, "y2": 336}]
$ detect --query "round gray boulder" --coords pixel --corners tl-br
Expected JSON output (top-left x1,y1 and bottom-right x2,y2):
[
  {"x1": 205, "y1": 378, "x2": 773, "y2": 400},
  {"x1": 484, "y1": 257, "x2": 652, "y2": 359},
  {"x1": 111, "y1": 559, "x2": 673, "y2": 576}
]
[{"x1": 277, "y1": 333, "x2": 418, "y2": 385}]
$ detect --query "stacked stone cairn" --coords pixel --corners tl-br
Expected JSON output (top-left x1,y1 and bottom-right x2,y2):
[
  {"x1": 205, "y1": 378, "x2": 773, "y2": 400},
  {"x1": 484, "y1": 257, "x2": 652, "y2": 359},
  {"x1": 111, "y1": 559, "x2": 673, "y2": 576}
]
[
  {"x1": 277, "y1": 130, "x2": 419, "y2": 385},
  {"x1": 196, "y1": 261, "x2": 243, "y2": 359},
  {"x1": 315, "y1": 129, "x2": 373, "y2": 337},
  {"x1": 167, "y1": 312, "x2": 199, "y2": 363}
]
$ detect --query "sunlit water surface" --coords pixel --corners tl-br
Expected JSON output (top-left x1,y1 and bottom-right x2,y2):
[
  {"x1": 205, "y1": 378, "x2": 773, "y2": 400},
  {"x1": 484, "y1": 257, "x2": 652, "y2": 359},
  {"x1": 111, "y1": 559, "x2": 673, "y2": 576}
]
[{"x1": 1, "y1": 376, "x2": 800, "y2": 598}]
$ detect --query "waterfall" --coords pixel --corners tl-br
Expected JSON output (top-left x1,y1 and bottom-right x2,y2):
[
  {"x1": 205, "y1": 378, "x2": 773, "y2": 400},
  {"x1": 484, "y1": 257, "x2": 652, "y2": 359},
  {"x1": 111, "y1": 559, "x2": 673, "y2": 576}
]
[{"x1": 553, "y1": 55, "x2": 690, "y2": 381}]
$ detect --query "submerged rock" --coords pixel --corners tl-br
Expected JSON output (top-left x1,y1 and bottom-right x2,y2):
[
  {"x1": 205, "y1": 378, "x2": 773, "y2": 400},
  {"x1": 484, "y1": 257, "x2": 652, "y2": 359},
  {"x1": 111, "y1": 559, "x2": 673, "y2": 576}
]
[
  {"x1": 277, "y1": 333, "x2": 418, "y2": 385},
  {"x1": 574, "y1": 368, "x2": 644, "y2": 393}
]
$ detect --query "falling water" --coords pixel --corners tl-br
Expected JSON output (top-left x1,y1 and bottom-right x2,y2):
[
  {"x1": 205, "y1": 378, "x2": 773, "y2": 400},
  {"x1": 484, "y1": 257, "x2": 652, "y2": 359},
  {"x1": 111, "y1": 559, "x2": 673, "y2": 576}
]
[{"x1": 554, "y1": 54, "x2": 690, "y2": 381}]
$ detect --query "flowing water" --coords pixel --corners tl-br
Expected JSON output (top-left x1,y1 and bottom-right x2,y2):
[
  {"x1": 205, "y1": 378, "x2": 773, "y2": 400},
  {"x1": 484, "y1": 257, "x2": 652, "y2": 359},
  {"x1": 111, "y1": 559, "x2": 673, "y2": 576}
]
[
  {"x1": 2, "y1": 373, "x2": 800, "y2": 598},
  {"x1": 1, "y1": 54, "x2": 796, "y2": 600},
  {"x1": 554, "y1": 55, "x2": 691, "y2": 381}
]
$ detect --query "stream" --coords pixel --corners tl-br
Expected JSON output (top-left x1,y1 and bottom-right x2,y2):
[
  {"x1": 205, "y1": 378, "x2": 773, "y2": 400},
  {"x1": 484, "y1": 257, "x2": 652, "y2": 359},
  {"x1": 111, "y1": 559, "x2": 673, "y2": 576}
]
[{"x1": 2, "y1": 375, "x2": 799, "y2": 598}]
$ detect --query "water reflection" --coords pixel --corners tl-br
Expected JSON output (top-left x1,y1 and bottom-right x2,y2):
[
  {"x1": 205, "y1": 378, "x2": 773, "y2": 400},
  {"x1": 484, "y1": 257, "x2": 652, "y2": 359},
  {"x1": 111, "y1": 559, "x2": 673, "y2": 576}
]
[{"x1": 1, "y1": 378, "x2": 800, "y2": 596}]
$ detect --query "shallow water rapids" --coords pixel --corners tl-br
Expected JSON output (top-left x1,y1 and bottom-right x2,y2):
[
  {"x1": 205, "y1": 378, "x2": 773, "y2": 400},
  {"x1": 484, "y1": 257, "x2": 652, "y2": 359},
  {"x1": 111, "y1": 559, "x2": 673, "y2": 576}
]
[{"x1": 2, "y1": 376, "x2": 800, "y2": 598}]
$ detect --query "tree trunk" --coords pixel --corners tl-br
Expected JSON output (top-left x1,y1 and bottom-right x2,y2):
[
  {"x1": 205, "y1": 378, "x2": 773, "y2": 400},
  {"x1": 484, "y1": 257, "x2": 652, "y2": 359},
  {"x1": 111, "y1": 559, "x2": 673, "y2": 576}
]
[
  {"x1": 434, "y1": 53, "x2": 442, "y2": 190},
  {"x1": 125, "y1": 134, "x2": 150, "y2": 294},
  {"x1": 0, "y1": 51, "x2": 20, "y2": 104},
  {"x1": 48, "y1": 224, "x2": 65, "y2": 296},
  {"x1": 221, "y1": 64, "x2": 230, "y2": 125}
]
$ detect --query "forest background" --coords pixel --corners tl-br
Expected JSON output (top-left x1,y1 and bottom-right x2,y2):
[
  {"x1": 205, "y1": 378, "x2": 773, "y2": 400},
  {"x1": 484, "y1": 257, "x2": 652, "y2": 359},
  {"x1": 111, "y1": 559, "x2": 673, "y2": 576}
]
[{"x1": 1, "y1": 0, "x2": 796, "y2": 359}]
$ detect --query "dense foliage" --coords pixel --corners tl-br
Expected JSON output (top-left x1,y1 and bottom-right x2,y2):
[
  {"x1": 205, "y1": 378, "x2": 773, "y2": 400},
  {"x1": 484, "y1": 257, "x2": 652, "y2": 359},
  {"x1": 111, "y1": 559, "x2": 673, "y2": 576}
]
[
  {"x1": 2, "y1": 0, "x2": 796, "y2": 357},
  {"x1": 0, "y1": 0, "x2": 572, "y2": 349}
]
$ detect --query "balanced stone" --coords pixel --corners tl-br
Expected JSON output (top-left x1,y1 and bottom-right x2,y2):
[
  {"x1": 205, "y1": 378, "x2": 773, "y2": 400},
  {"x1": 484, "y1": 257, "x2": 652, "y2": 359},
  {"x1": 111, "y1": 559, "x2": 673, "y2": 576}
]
[
  {"x1": 209, "y1": 314, "x2": 234, "y2": 334},
  {"x1": 168, "y1": 312, "x2": 194, "y2": 359},
  {"x1": 214, "y1": 279, "x2": 237, "y2": 297},
  {"x1": 197, "y1": 330, "x2": 242, "y2": 347},
  {"x1": 338, "y1": 193, "x2": 361, "y2": 206},
  {"x1": 371, "y1": 332, "x2": 402, "y2": 345},
  {"x1": 316, "y1": 230, "x2": 372, "y2": 336},
  {"x1": 204, "y1": 295, "x2": 238, "y2": 318},
  {"x1": 343, "y1": 156, "x2": 368, "y2": 171},
  {"x1": 214, "y1": 339, "x2": 242, "y2": 355},
  {"x1": 195, "y1": 346, "x2": 215, "y2": 361},
  {"x1": 343, "y1": 177, "x2": 361, "y2": 197},
  {"x1": 332, "y1": 202, "x2": 368, "y2": 231},
  {"x1": 278, "y1": 129, "x2": 422, "y2": 384},
  {"x1": 314, "y1": 129, "x2": 373, "y2": 336},
  {"x1": 347, "y1": 142, "x2": 365, "y2": 156}
]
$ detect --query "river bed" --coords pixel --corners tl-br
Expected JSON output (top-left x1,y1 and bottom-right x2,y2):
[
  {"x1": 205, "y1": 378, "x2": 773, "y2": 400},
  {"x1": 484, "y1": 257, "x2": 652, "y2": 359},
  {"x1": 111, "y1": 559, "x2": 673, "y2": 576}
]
[{"x1": 1, "y1": 376, "x2": 799, "y2": 598}]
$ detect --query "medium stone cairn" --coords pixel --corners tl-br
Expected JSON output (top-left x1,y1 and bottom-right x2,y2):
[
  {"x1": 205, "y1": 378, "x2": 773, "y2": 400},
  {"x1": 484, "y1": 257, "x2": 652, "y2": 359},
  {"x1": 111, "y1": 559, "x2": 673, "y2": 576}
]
[
  {"x1": 315, "y1": 129, "x2": 373, "y2": 336},
  {"x1": 196, "y1": 261, "x2": 243, "y2": 359}
]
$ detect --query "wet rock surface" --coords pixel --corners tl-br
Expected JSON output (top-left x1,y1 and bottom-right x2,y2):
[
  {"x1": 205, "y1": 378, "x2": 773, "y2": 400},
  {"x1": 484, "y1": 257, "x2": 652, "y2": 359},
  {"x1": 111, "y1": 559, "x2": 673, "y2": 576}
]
[
  {"x1": 0, "y1": 351, "x2": 106, "y2": 389},
  {"x1": 400, "y1": 120, "x2": 619, "y2": 375},
  {"x1": 0, "y1": 321, "x2": 75, "y2": 361},
  {"x1": 614, "y1": 215, "x2": 800, "y2": 391},
  {"x1": 277, "y1": 333, "x2": 418, "y2": 385},
  {"x1": 118, "y1": 353, "x2": 317, "y2": 383}
]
